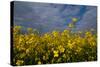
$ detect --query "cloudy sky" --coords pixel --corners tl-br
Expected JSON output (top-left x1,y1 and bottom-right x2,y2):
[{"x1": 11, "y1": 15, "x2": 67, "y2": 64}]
[{"x1": 13, "y1": 1, "x2": 97, "y2": 33}]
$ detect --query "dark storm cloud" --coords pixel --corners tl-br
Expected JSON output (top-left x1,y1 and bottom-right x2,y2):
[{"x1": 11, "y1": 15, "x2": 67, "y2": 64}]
[
  {"x1": 76, "y1": 7, "x2": 97, "y2": 32},
  {"x1": 13, "y1": 1, "x2": 97, "y2": 33}
]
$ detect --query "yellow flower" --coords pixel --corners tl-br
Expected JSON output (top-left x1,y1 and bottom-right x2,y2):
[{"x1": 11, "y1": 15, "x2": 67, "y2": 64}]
[
  {"x1": 68, "y1": 23, "x2": 74, "y2": 28},
  {"x1": 27, "y1": 28, "x2": 33, "y2": 33},
  {"x1": 58, "y1": 45, "x2": 65, "y2": 53},
  {"x1": 44, "y1": 33, "x2": 49, "y2": 38},
  {"x1": 52, "y1": 31, "x2": 59, "y2": 37},
  {"x1": 19, "y1": 38, "x2": 23, "y2": 43},
  {"x1": 61, "y1": 30, "x2": 69, "y2": 36},
  {"x1": 13, "y1": 25, "x2": 97, "y2": 64},
  {"x1": 16, "y1": 60, "x2": 24, "y2": 65},
  {"x1": 67, "y1": 41, "x2": 73, "y2": 49},
  {"x1": 26, "y1": 48, "x2": 30, "y2": 54},
  {"x1": 76, "y1": 47, "x2": 82, "y2": 53},
  {"x1": 63, "y1": 30, "x2": 69, "y2": 33},
  {"x1": 68, "y1": 40, "x2": 71, "y2": 43},
  {"x1": 43, "y1": 56, "x2": 46, "y2": 60},
  {"x1": 38, "y1": 61, "x2": 42, "y2": 64},
  {"x1": 44, "y1": 33, "x2": 51, "y2": 40},
  {"x1": 85, "y1": 31, "x2": 92, "y2": 37},
  {"x1": 62, "y1": 54, "x2": 66, "y2": 58},
  {"x1": 60, "y1": 47, "x2": 65, "y2": 53},
  {"x1": 90, "y1": 41, "x2": 96, "y2": 47},
  {"x1": 72, "y1": 18, "x2": 78, "y2": 22},
  {"x1": 53, "y1": 50, "x2": 59, "y2": 57}
]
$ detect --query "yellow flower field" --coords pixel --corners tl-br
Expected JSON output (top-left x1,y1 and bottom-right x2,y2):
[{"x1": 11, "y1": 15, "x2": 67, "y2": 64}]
[{"x1": 12, "y1": 26, "x2": 97, "y2": 66}]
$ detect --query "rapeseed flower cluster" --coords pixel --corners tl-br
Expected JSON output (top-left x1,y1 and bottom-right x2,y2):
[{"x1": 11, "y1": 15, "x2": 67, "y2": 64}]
[{"x1": 12, "y1": 26, "x2": 97, "y2": 66}]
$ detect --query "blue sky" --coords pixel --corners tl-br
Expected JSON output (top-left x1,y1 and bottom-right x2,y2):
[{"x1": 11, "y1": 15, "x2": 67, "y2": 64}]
[{"x1": 13, "y1": 1, "x2": 97, "y2": 33}]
